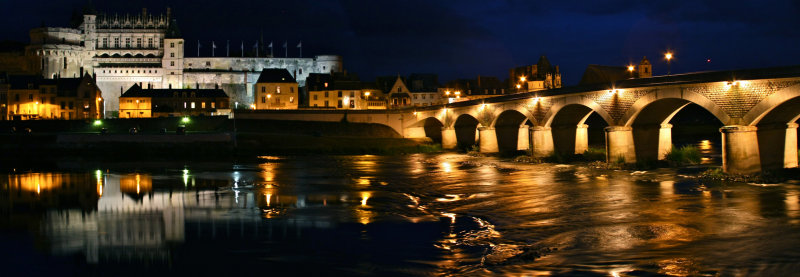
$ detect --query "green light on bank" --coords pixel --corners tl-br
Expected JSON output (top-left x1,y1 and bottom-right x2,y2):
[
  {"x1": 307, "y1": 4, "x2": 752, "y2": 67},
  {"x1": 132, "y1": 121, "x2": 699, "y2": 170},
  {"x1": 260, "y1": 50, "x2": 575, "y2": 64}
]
[
  {"x1": 93, "y1": 120, "x2": 102, "y2": 126},
  {"x1": 181, "y1": 117, "x2": 190, "y2": 123}
]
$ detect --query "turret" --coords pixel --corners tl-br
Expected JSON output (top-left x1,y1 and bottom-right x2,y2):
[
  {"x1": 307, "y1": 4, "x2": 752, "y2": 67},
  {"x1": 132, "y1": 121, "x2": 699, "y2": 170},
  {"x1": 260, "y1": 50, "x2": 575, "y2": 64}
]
[
  {"x1": 638, "y1": 56, "x2": 652, "y2": 78},
  {"x1": 162, "y1": 18, "x2": 184, "y2": 89}
]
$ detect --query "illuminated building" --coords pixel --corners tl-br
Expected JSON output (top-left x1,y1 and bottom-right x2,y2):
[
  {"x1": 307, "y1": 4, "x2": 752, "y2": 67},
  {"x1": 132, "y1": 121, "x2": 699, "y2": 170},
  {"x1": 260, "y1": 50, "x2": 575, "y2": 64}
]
[
  {"x1": 118, "y1": 84, "x2": 229, "y2": 118},
  {"x1": 254, "y1": 69, "x2": 298, "y2": 110},
  {"x1": 306, "y1": 72, "x2": 385, "y2": 109},
  {"x1": 0, "y1": 73, "x2": 103, "y2": 120}
]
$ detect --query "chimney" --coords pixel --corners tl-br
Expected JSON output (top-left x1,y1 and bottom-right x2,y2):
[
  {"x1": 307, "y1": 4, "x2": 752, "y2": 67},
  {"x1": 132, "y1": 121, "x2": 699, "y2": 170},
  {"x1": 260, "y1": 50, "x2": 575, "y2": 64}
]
[{"x1": 79, "y1": 67, "x2": 84, "y2": 77}]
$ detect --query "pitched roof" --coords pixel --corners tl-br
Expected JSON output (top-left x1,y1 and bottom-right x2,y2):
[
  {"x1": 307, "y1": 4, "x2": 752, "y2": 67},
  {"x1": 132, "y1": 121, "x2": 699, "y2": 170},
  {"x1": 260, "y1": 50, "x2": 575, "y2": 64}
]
[
  {"x1": 256, "y1": 68, "x2": 296, "y2": 83},
  {"x1": 579, "y1": 64, "x2": 633, "y2": 86},
  {"x1": 120, "y1": 84, "x2": 228, "y2": 98},
  {"x1": 407, "y1": 73, "x2": 439, "y2": 92},
  {"x1": 165, "y1": 19, "x2": 181, "y2": 39}
]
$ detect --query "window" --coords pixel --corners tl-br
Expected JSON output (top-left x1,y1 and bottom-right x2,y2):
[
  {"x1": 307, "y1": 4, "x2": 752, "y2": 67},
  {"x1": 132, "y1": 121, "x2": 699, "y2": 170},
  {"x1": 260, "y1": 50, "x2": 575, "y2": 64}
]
[
  {"x1": 68, "y1": 101, "x2": 74, "y2": 109},
  {"x1": 337, "y1": 100, "x2": 342, "y2": 108},
  {"x1": 170, "y1": 53, "x2": 174, "y2": 57},
  {"x1": 313, "y1": 94, "x2": 318, "y2": 100},
  {"x1": 290, "y1": 87, "x2": 294, "y2": 93},
  {"x1": 170, "y1": 42, "x2": 175, "y2": 48},
  {"x1": 422, "y1": 94, "x2": 426, "y2": 99},
  {"x1": 349, "y1": 100, "x2": 354, "y2": 108},
  {"x1": 299, "y1": 68, "x2": 303, "y2": 74},
  {"x1": 148, "y1": 38, "x2": 153, "y2": 48},
  {"x1": 413, "y1": 95, "x2": 418, "y2": 99},
  {"x1": 125, "y1": 37, "x2": 131, "y2": 48},
  {"x1": 184, "y1": 102, "x2": 187, "y2": 108},
  {"x1": 290, "y1": 97, "x2": 294, "y2": 103},
  {"x1": 261, "y1": 87, "x2": 265, "y2": 92},
  {"x1": 63, "y1": 57, "x2": 67, "y2": 69},
  {"x1": 261, "y1": 96, "x2": 265, "y2": 103},
  {"x1": 323, "y1": 66, "x2": 326, "y2": 70},
  {"x1": 397, "y1": 87, "x2": 401, "y2": 92},
  {"x1": 102, "y1": 38, "x2": 108, "y2": 48},
  {"x1": 276, "y1": 86, "x2": 281, "y2": 94},
  {"x1": 350, "y1": 91, "x2": 354, "y2": 97},
  {"x1": 201, "y1": 102, "x2": 206, "y2": 108},
  {"x1": 206, "y1": 61, "x2": 211, "y2": 66},
  {"x1": 211, "y1": 102, "x2": 215, "y2": 108},
  {"x1": 136, "y1": 38, "x2": 142, "y2": 48},
  {"x1": 324, "y1": 100, "x2": 329, "y2": 107},
  {"x1": 337, "y1": 91, "x2": 342, "y2": 97},
  {"x1": 28, "y1": 94, "x2": 33, "y2": 100},
  {"x1": 170, "y1": 61, "x2": 175, "y2": 66},
  {"x1": 324, "y1": 91, "x2": 329, "y2": 97},
  {"x1": 14, "y1": 94, "x2": 19, "y2": 101},
  {"x1": 114, "y1": 37, "x2": 120, "y2": 48}
]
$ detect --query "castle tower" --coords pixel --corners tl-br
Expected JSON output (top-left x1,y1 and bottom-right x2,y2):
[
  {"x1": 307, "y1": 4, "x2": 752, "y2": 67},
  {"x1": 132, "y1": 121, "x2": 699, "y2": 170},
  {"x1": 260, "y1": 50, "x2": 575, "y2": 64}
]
[
  {"x1": 638, "y1": 56, "x2": 652, "y2": 78},
  {"x1": 162, "y1": 18, "x2": 183, "y2": 89}
]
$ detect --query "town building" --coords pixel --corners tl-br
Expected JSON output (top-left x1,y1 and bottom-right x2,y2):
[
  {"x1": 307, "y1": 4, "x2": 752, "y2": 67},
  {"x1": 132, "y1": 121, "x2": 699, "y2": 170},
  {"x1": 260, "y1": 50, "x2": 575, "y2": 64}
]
[
  {"x1": 1, "y1": 4, "x2": 342, "y2": 117},
  {"x1": 441, "y1": 75, "x2": 507, "y2": 102},
  {"x1": 509, "y1": 55, "x2": 562, "y2": 92},
  {"x1": 579, "y1": 56, "x2": 652, "y2": 86},
  {"x1": 377, "y1": 74, "x2": 444, "y2": 109},
  {"x1": 307, "y1": 72, "x2": 385, "y2": 109},
  {"x1": 118, "y1": 84, "x2": 229, "y2": 118},
  {"x1": 0, "y1": 73, "x2": 103, "y2": 120},
  {"x1": 254, "y1": 69, "x2": 298, "y2": 110}
]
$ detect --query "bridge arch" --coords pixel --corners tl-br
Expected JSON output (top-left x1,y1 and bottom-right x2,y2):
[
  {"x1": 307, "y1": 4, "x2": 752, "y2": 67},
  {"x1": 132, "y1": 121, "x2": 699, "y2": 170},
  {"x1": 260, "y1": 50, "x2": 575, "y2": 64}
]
[
  {"x1": 621, "y1": 89, "x2": 727, "y2": 162},
  {"x1": 416, "y1": 117, "x2": 444, "y2": 143},
  {"x1": 742, "y1": 83, "x2": 800, "y2": 170},
  {"x1": 453, "y1": 113, "x2": 480, "y2": 150},
  {"x1": 493, "y1": 109, "x2": 532, "y2": 153},
  {"x1": 542, "y1": 98, "x2": 612, "y2": 156}
]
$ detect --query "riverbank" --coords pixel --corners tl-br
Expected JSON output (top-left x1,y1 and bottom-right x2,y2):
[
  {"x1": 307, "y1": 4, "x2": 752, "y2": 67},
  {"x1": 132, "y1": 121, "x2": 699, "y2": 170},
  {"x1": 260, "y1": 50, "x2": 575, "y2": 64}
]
[{"x1": 0, "y1": 118, "x2": 441, "y2": 161}]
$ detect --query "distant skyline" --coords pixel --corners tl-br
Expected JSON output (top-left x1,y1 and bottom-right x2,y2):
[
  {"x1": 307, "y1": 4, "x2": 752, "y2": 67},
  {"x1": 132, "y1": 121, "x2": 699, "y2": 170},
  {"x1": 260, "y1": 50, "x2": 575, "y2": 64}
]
[{"x1": 3, "y1": 0, "x2": 800, "y2": 85}]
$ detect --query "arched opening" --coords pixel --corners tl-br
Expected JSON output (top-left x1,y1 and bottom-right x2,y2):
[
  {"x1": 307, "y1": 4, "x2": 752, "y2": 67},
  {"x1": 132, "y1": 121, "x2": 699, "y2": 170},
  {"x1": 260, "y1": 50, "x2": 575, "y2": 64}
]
[
  {"x1": 752, "y1": 96, "x2": 800, "y2": 170},
  {"x1": 111, "y1": 53, "x2": 121, "y2": 58},
  {"x1": 146, "y1": 54, "x2": 155, "y2": 58},
  {"x1": 630, "y1": 99, "x2": 723, "y2": 163},
  {"x1": 494, "y1": 110, "x2": 529, "y2": 154},
  {"x1": 100, "y1": 53, "x2": 110, "y2": 58},
  {"x1": 422, "y1": 117, "x2": 444, "y2": 143},
  {"x1": 454, "y1": 114, "x2": 479, "y2": 150},
  {"x1": 134, "y1": 54, "x2": 144, "y2": 58},
  {"x1": 123, "y1": 53, "x2": 132, "y2": 58},
  {"x1": 549, "y1": 104, "x2": 608, "y2": 156}
]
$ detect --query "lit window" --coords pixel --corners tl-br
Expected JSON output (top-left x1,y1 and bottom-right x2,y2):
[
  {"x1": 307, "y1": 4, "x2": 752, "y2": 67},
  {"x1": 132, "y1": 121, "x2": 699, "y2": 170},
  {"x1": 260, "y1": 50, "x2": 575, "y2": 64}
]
[
  {"x1": 201, "y1": 102, "x2": 206, "y2": 108},
  {"x1": 191, "y1": 102, "x2": 195, "y2": 109},
  {"x1": 211, "y1": 102, "x2": 215, "y2": 108},
  {"x1": 276, "y1": 86, "x2": 281, "y2": 94}
]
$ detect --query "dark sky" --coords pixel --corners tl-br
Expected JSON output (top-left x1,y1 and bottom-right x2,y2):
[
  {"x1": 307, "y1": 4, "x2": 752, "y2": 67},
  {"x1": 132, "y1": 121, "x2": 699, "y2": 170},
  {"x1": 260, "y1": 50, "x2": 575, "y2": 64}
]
[{"x1": 3, "y1": 0, "x2": 800, "y2": 85}]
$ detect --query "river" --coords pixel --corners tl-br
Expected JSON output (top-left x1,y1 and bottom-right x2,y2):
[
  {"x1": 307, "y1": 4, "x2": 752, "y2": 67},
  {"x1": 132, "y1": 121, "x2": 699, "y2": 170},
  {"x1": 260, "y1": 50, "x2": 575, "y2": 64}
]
[{"x1": 2, "y1": 147, "x2": 800, "y2": 276}]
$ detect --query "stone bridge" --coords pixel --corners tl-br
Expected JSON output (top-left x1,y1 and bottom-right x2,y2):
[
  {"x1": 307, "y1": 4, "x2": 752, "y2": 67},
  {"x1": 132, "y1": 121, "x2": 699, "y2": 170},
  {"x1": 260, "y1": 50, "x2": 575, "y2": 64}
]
[{"x1": 238, "y1": 66, "x2": 800, "y2": 174}]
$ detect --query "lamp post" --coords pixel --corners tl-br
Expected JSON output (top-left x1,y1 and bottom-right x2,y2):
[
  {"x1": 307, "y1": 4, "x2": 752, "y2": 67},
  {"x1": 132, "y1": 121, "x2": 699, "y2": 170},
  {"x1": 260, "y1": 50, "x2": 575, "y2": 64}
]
[
  {"x1": 519, "y1": 76, "x2": 526, "y2": 93},
  {"x1": 267, "y1": 94, "x2": 272, "y2": 109},
  {"x1": 665, "y1": 52, "x2": 673, "y2": 75},
  {"x1": 627, "y1": 65, "x2": 635, "y2": 78}
]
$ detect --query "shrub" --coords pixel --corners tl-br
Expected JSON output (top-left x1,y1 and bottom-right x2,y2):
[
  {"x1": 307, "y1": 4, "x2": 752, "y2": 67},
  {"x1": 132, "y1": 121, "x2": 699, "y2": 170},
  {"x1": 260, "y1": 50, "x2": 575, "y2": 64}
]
[{"x1": 666, "y1": 145, "x2": 702, "y2": 165}]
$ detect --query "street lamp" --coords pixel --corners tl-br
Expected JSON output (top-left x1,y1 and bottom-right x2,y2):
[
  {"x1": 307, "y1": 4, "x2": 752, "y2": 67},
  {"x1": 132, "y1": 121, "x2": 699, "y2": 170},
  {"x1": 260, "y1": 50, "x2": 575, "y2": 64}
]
[
  {"x1": 627, "y1": 65, "x2": 635, "y2": 78},
  {"x1": 665, "y1": 52, "x2": 673, "y2": 75},
  {"x1": 267, "y1": 94, "x2": 272, "y2": 109}
]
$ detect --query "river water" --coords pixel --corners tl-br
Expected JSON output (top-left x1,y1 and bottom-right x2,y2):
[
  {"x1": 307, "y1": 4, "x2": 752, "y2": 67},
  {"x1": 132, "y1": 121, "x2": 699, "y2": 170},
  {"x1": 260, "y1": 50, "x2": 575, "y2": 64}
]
[{"x1": 2, "y1": 148, "x2": 800, "y2": 276}]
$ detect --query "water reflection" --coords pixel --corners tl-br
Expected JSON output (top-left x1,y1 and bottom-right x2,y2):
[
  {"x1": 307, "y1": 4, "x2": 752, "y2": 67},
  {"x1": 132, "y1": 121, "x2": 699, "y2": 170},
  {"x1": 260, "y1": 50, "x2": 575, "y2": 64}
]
[{"x1": 2, "y1": 154, "x2": 800, "y2": 275}]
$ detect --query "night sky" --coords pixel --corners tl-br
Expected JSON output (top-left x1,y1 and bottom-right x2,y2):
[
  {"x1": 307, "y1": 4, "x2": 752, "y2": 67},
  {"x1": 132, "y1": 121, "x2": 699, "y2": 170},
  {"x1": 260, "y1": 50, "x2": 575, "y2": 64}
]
[{"x1": 3, "y1": 0, "x2": 800, "y2": 85}]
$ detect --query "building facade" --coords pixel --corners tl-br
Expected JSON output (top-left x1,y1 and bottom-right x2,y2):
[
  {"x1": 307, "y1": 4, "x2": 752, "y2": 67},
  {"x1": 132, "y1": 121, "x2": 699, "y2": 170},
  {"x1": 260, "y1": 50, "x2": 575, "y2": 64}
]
[
  {"x1": 254, "y1": 69, "x2": 298, "y2": 110},
  {"x1": 9, "y1": 5, "x2": 342, "y2": 117},
  {"x1": 306, "y1": 72, "x2": 384, "y2": 109},
  {"x1": 118, "y1": 84, "x2": 229, "y2": 118},
  {"x1": 509, "y1": 55, "x2": 562, "y2": 92},
  {"x1": 0, "y1": 73, "x2": 103, "y2": 120}
]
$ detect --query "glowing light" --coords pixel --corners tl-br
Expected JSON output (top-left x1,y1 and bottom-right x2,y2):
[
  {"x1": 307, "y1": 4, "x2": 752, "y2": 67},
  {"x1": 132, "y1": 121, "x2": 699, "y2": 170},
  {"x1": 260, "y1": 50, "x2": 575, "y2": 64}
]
[
  {"x1": 519, "y1": 76, "x2": 526, "y2": 82},
  {"x1": 665, "y1": 52, "x2": 673, "y2": 61},
  {"x1": 93, "y1": 120, "x2": 102, "y2": 126},
  {"x1": 183, "y1": 169, "x2": 189, "y2": 186},
  {"x1": 516, "y1": 84, "x2": 521, "y2": 89},
  {"x1": 531, "y1": 97, "x2": 540, "y2": 104},
  {"x1": 265, "y1": 193, "x2": 272, "y2": 206},
  {"x1": 361, "y1": 191, "x2": 371, "y2": 206},
  {"x1": 441, "y1": 162, "x2": 452, "y2": 173},
  {"x1": 445, "y1": 90, "x2": 450, "y2": 96},
  {"x1": 267, "y1": 94, "x2": 272, "y2": 99},
  {"x1": 454, "y1": 91, "x2": 461, "y2": 95},
  {"x1": 96, "y1": 97, "x2": 102, "y2": 102},
  {"x1": 627, "y1": 65, "x2": 635, "y2": 72},
  {"x1": 181, "y1": 117, "x2": 190, "y2": 123},
  {"x1": 36, "y1": 183, "x2": 40, "y2": 194},
  {"x1": 442, "y1": 212, "x2": 456, "y2": 224},
  {"x1": 413, "y1": 111, "x2": 417, "y2": 116},
  {"x1": 250, "y1": 104, "x2": 256, "y2": 109},
  {"x1": 135, "y1": 174, "x2": 141, "y2": 194},
  {"x1": 699, "y1": 140, "x2": 712, "y2": 150}
]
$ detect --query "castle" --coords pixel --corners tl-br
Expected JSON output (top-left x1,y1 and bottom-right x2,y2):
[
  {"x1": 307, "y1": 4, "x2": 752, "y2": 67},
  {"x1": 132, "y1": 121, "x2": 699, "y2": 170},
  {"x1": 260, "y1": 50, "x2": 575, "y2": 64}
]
[{"x1": 15, "y1": 5, "x2": 342, "y2": 117}]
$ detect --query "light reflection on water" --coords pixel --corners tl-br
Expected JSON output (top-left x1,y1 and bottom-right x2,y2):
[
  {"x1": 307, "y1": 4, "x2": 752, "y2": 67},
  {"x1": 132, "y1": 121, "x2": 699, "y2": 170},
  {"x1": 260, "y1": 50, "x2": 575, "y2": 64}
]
[{"x1": 1, "y1": 153, "x2": 800, "y2": 276}]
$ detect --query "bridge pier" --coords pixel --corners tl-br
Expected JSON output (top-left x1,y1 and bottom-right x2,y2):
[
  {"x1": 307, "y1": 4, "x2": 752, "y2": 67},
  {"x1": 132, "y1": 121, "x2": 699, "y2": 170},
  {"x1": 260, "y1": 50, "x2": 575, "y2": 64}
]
[
  {"x1": 530, "y1": 126, "x2": 554, "y2": 157},
  {"x1": 478, "y1": 127, "x2": 499, "y2": 153},
  {"x1": 441, "y1": 127, "x2": 457, "y2": 149},
  {"x1": 575, "y1": 124, "x2": 589, "y2": 154},
  {"x1": 755, "y1": 123, "x2": 799, "y2": 171},
  {"x1": 633, "y1": 123, "x2": 673, "y2": 162},
  {"x1": 721, "y1": 125, "x2": 761, "y2": 174},
  {"x1": 404, "y1": 126, "x2": 427, "y2": 139},
  {"x1": 605, "y1": 126, "x2": 636, "y2": 163},
  {"x1": 517, "y1": 126, "x2": 530, "y2": 151}
]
